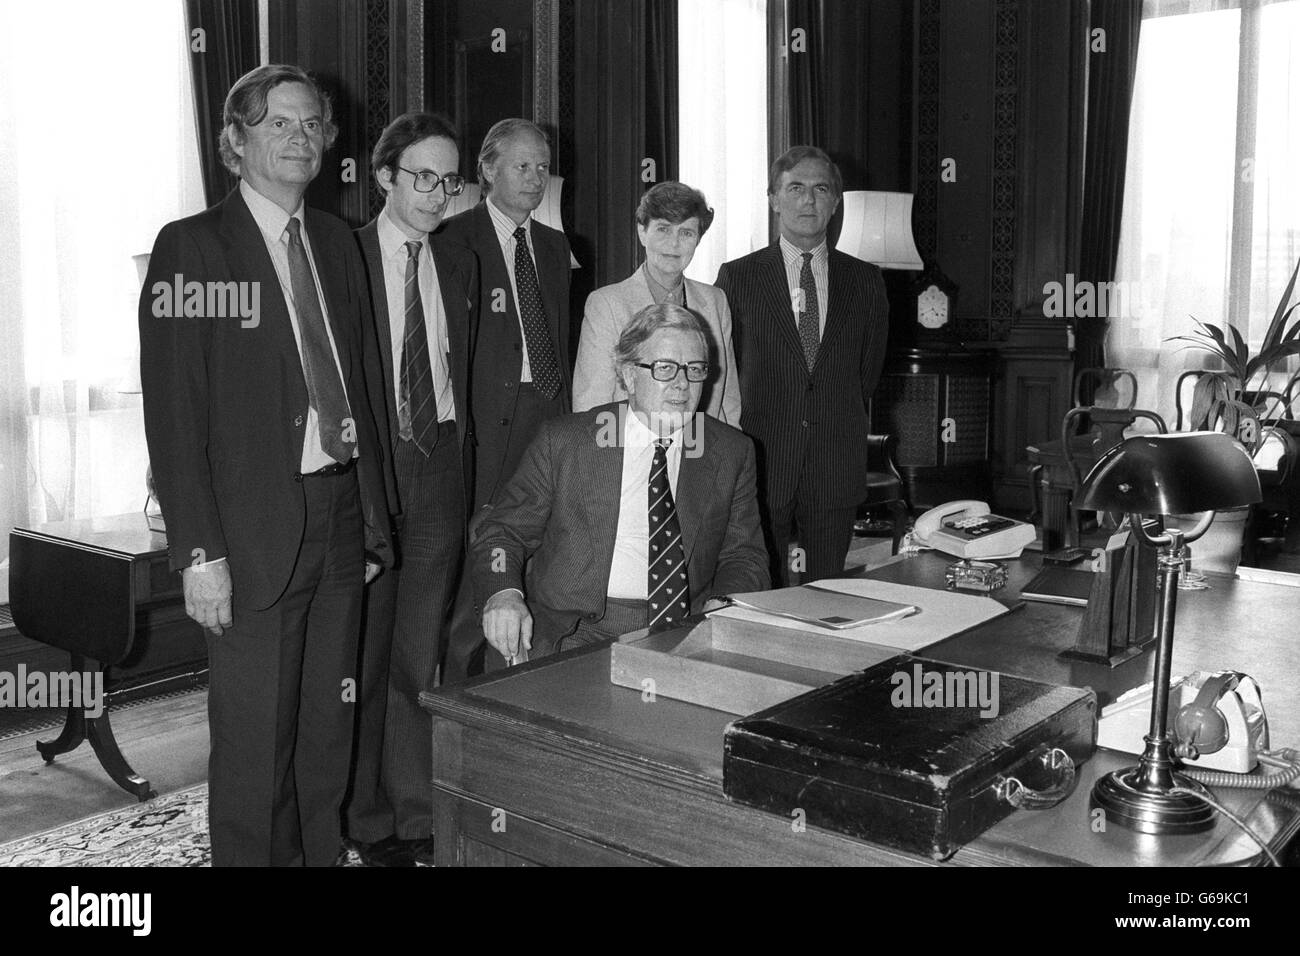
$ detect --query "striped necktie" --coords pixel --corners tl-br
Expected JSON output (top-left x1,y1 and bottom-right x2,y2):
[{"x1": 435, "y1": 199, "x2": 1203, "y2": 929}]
[
  {"x1": 399, "y1": 240, "x2": 440, "y2": 455},
  {"x1": 284, "y1": 217, "x2": 354, "y2": 464},
  {"x1": 648, "y1": 438, "x2": 690, "y2": 632},
  {"x1": 797, "y1": 251, "x2": 820, "y2": 372}
]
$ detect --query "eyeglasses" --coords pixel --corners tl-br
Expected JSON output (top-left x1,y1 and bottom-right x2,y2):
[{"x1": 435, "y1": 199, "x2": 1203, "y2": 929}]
[
  {"x1": 634, "y1": 360, "x2": 710, "y2": 382},
  {"x1": 396, "y1": 166, "x2": 466, "y2": 196}
]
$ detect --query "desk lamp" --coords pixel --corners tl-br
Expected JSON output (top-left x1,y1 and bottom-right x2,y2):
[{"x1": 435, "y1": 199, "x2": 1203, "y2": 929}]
[{"x1": 1077, "y1": 431, "x2": 1261, "y2": 834}]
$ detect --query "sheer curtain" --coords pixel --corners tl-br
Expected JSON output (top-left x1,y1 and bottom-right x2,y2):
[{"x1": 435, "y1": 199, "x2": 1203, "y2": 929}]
[
  {"x1": 678, "y1": 0, "x2": 769, "y2": 284},
  {"x1": 0, "y1": 1, "x2": 206, "y2": 603},
  {"x1": 1109, "y1": 0, "x2": 1300, "y2": 429}
]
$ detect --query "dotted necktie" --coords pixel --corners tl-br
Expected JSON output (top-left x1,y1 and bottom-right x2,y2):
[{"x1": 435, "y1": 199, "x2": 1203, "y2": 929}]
[
  {"x1": 512, "y1": 226, "x2": 562, "y2": 399},
  {"x1": 398, "y1": 240, "x2": 440, "y2": 456},
  {"x1": 284, "y1": 217, "x2": 354, "y2": 464},
  {"x1": 647, "y1": 438, "x2": 690, "y2": 632},
  {"x1": 797, "y1": 251, "x2": 820, "y2": 372}
]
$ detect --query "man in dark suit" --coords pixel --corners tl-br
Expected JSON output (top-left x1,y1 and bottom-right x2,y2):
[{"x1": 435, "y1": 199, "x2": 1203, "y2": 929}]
[
  {"x1": 471, "y1": 304, "x2": 768, "y2": 659},
  {"x1": 138, "y1": 65, "x2": 393, "y2": 866},
  {"x1": 346, "y1": 113, "x2": 477, "y2": 867},
  {"x1": 438, "y1": 118, "x2": 574, "y2": 677},
  {"x1": 715, "y1": 146, "x2": 889, "y2": 588}
]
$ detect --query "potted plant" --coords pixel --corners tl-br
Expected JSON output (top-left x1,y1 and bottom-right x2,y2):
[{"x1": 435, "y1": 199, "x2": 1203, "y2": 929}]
[
  {"x1": 1167, "y1": 255, "x2": 1300, "y2": 570},
  {"x1": 1171, "y1": 256, "x2": 1300, "y2": 446}
]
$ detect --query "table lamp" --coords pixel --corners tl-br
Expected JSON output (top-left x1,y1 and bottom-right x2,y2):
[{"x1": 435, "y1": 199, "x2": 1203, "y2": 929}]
[{"x1": 1077, "y1": 431, "x2": 1261, "y2": 834}]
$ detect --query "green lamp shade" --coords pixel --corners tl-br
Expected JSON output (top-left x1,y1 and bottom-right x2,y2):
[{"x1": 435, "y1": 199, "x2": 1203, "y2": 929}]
[{"x1": 1077, "y1": 431, "x2": 1262, "y2": 516}]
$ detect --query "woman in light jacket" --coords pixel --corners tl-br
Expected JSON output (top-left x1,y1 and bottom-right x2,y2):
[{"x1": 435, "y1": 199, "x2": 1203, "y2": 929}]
[{"x1": 573, "y1": 181, "x2": 741, "y2": 424}]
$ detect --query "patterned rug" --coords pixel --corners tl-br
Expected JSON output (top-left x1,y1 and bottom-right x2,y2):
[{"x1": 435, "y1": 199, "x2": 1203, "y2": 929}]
[
  {"x1": 0, "y1": 785, "x2": 213, "y2": 866},
  {"x1": 0, "y1": 785, "x2": 370, "y2": 866}
]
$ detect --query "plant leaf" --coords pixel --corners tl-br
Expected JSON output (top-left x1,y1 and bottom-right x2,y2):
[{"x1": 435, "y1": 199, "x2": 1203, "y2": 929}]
[{"x1": 1261, "y1": 255, "x2": 1300, "y2": 350}]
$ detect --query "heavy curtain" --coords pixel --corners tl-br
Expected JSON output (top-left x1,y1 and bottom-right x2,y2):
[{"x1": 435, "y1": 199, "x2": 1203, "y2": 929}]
[
  {"x1": 186, "y1": 0, "x2": 261, "y2": 209},
  {"x1": 1075, "y1": 0, "x2": 1143, "y2": 399},
  {"x1": 645, "y1": 0, "x2": 679, "y2": 186}
]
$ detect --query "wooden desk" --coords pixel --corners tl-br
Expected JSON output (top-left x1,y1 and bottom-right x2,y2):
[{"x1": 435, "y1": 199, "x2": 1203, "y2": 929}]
[
  {"x1": 8, "y1": 514, "x2": 207, "y2": 800},
  {"x1": 423, "y1": 553, "x2": 1300, "y2": 866}
]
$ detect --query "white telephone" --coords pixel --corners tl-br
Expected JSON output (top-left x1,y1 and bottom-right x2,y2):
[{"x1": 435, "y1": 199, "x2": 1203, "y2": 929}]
[{"x1": 912, "y1": 500, "x2": 1037, "y2": 560}]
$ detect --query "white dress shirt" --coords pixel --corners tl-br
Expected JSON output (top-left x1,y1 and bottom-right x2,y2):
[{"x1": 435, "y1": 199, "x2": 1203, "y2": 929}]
[
  {"x1": 606, "y1": 409, "x2": 684, "y2": 600},
  {"x1": 486, "y1": 195, "x2": 542, "y2": 384},
  {"x1": 376, "y1": 207, "x2": 455, "y2": 424},
  {"x1": 779, "y1": 235, "x2": 830, "y2": 336},
  {"x1": 240, "y1": 180, "x2": 354, "y2": 473}
]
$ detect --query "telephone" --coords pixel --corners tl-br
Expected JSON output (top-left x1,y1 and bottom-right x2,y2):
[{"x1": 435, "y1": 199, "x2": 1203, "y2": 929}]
[
  {"x1": 912, "y1": 500, "x2": 1037, "y2": 560},
  {"x1": 1098, "y1": 672, "x2": 1269, "y2": 773}
]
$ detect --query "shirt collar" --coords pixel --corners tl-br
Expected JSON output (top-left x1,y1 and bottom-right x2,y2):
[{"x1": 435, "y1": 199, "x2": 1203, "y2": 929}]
[
  {"x1": 779, "y1": 234, "x2": 828, "y2": 267},
  {"x1": 623, "y1": 404, "x2": 686, "y2": 448},
  {"x1": 377, "y1": 206, "x2": 426, "y2": 261},
  {"x1": 240, "y1": 179, "x2": 304, "y2": 244},
  {"x1": 486, "y1": 195, "x2": 531, "y2": 240}
]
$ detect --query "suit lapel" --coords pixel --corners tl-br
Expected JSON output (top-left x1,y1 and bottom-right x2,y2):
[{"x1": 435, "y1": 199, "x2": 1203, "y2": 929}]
[
  {"x1": 817, "y1": 250, "x2": 853, "y2": 362},
  {"x1": 217, "y1": 191, "x2": 307, "y2": 408},
  {"x1": 757, "y1": 246, "x2": 806, "y2": 365},
  {"x1": 676, "y1": 414, "x2": 718, "y2": 570},
  {"x1": 429, "y1": 235, "x2": 471, "y2": 436},
  {"x1": 586, "y1": 407, "x2": 628, "y2": 595},
  {"x1": 305, "y1": 209, "x2": 354, "y2": 382},
  {"x1": 358, "y1": 220, "x2": 397, "y2": 443}
]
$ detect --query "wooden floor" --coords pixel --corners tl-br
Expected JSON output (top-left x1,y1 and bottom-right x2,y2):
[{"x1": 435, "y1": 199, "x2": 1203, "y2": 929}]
[{"x1": 0, "y1": 689, "x2": 209, "y2": 844}]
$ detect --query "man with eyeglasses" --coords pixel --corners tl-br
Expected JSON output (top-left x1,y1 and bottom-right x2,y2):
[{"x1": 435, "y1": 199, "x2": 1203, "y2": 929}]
[
  {"x1": 470, "y1": 303, "x2": 768, "y2": 661},
  {"x1": 347, "y1": 112, "x2": 477, "y2": 867},
  {"x1": 138, "y1": 65, "x2": 394, "y2": 866},
  {"x1": 439, "y1": 117, "x2": 575, "y2": 678}
]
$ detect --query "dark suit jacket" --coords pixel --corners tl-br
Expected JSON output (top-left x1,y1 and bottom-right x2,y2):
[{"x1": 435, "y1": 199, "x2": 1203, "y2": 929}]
[
  {"x1": 715, "y1": 245, "x2": 889, "y2": 511},
  {"x1": 436, "y1": 202, "x2": 572, "y2": 508},
  {"x1": 138, "y1": 188, "x2": 394, "y2": 611},
  {"x1": 470, "y1": 403, "x2": 769, "y2": 649},
  {"x1": 355, "y1": 218, "x2": 478, "y2": 511}
]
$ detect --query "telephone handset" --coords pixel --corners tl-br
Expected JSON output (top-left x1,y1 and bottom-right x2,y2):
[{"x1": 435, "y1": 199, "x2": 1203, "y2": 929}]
[
  {"x1": 1099, "y1": 671, "x2": 1270, "y2": 774},
  {"x1": 912, "y1": 500, "x2": 1037, "y2": 560}
]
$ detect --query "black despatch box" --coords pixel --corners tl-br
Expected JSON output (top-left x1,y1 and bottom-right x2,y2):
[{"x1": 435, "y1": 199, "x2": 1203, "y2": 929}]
[{"x1": 723, "y1": 655, "x2": 1096, "y2": 860}]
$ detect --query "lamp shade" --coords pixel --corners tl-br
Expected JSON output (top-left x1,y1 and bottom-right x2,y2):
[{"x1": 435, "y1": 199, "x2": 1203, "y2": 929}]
[
  {"x1": 835, "y1": 191, "x2": 923, "y2": 270},
  {"x1": 1077, "y1": 431, "x2": 1262, "y2": 515}
]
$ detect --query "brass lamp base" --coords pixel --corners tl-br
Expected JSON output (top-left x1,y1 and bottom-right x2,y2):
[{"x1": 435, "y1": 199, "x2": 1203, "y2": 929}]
[{"x1": 1090, "y1": 767, "x2": 1215, "y2": 835}]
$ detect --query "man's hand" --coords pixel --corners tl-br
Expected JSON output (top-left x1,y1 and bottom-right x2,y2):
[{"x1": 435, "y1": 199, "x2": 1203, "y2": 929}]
[
  {"x1": 481, "y1": 590, "x2": 532, "y2": 663},
  {"x1": 183, "y1": 561, "x2": 234, "y2": 636},
  {"x1": 364, "y1": 561, "x2": 382, "y2": 585}
]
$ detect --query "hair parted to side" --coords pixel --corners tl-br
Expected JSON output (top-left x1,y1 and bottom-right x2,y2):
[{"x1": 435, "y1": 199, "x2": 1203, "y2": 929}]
[
  {"x1": 218, "y1": 64, "x2": 339, "y2": 174},
  {"x1": 613, "y1": 303, "x2": 711, "y2": 392},
  {"x1": 635, "y1": 181, "x2": 715, "y2": 236},
  {"x1": 371, "y1": 112, "x2": 459, "y2": 179},
  {"x1": 476, "y1": 117, "x2": 549, "y2": 191},
  {"x1": 767, "y1": 145, "x2": 843, "y2": 197}
]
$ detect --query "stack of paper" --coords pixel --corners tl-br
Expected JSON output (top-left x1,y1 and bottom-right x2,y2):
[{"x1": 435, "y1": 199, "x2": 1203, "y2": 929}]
[{"x1": 710, "y1": 579, "x2": 1011, "y2": 653}]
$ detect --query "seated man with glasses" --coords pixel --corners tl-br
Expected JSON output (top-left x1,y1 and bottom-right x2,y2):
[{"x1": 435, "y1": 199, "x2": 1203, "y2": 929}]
[
  {"x1": 348, "y1": 111, "x2": 477, "y2": 867},
  {"x1": 470, "y1": 302, "x2": 769, "y2": 661}
]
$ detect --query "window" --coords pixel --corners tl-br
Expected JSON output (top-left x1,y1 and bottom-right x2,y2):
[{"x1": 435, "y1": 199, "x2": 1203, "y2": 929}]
[
  {"x1": 1109, "y1": 0, "x2": 1300, "y2": 427},
  {"x1": 0, "y1": 0, "x2": 206, "y2": 602},
  {"x1": 678, "y1": 0, "x2": 769, "y2": 284}
]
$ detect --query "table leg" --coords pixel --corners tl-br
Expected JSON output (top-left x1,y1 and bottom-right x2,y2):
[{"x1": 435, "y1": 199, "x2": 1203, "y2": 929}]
[{"x1": 34, "y1": 654, "x2": 155, "y2": 802}]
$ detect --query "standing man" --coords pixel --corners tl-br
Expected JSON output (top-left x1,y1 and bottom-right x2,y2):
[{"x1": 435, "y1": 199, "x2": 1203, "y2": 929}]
[
  {"x1": 715, "y1": 146, "x2": 889, "y2": 587},
  {"x1": 138, "y1": 64, "x2": 393, "y2": 866},
  {"x1": 347, "y1": 112, "x2": 476, "y2": 867},
  {"x1": 439, "y1": 117, "x2": 573, "y2": 679}
]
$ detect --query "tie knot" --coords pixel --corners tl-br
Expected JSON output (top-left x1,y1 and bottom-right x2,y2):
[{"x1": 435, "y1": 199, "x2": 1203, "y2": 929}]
[
  {"x1": 801, "y1": 251, "x2": 813, "y2": 264},
  {"x1": 655, "y1": 438, "x2": 673, "y2": 451},
  {"x1": 405, "y1": 240, "x2": 421, "y2": 261},
  {"x1": 513, "y1": 225, "x2": 528, "y2": 243},
  {"x1": 285, "y1": 217, "x2": 303, "y2": 242}
]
